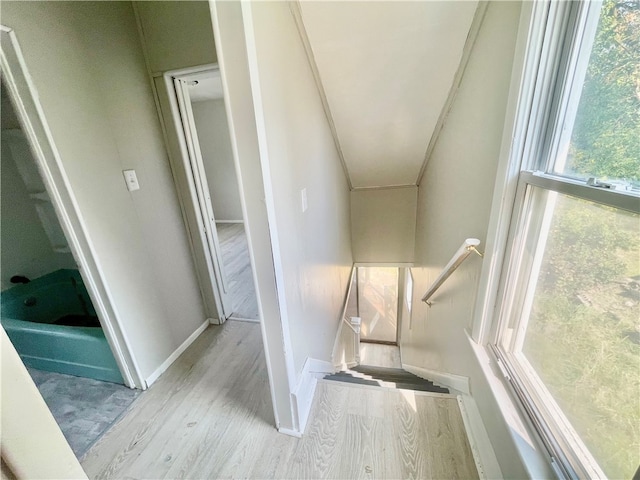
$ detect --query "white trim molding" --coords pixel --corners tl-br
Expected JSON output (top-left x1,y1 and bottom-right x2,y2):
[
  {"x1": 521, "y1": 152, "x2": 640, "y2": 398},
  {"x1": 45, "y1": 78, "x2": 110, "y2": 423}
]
[
  {"x1": 289, "y1": 357, "x2": 333, "y2": 436},
  {"x1": 457, "y1": 395, "x2": 503, "y2": 479},
  {"x1": 402, "y1": 363, "x2": 470, "y2": 395},
  {"x1": 333, "y1": 359, "x2": 358, "y2": 371},
  {"x1": 145, "y1": 320, "x2": 209, "y2": 388},
  {"x1": 467, "y1": 334, "x2": 555, "y2": 479},
  {"x1": 276, "y1": 427, "x2": 303, "y2": 439},
  {"x1": 227, "y1": 316, "x2": 260, "y2": 324}
]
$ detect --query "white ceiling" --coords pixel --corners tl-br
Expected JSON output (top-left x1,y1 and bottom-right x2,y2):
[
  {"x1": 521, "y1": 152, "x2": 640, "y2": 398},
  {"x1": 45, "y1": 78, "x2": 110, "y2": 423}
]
[
  {"x1": 299, "y1": 1, "x2": 478, "y2": 188},
  {"x1": 189, "y1": 73, "x2": 224, "y2": 103}
]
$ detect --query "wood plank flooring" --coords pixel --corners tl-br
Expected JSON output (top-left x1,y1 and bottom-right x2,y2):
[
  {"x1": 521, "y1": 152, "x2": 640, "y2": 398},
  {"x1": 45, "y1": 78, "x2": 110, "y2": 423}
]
[
  {"x1": 216, "y1": 223, "x2": 259, "y2": 320},
  {"x1": 81, "y1": 321, "x2": 478, "y2": 479}
]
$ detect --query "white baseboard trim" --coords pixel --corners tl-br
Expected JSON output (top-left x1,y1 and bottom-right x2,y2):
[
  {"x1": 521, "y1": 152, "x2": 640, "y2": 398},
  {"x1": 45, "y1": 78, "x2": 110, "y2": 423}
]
[
  {"x1": 145, "y1": 319, "x2": 209, "y2": 388},
  {"x1": 333, "y1": 360, "x2": 357, "y2": 371},
  {"x1": 291, "y1": 357, "x2": 334, "y2": 435},
  {"x1": 277, "y1": 427, "x2": 303, "y2": 438},
  {"x1": 291, "y1": 366, "x2": 316, "y2": 435},
  {"x1": 215, "y1": 220, "x2": 244, "y2": 224},
  {"x1": 457, "y1": 395, "x2": 503, "y2": 479},
  {"x1": 228, "y1": 316, "x2": 260, "y2": 323},
  {"x1": 306, "y1": 358, "x2": 334, "y2": 377},
  {"x1": 402, "y1": 363, "x2": 470, "y2": 394}
]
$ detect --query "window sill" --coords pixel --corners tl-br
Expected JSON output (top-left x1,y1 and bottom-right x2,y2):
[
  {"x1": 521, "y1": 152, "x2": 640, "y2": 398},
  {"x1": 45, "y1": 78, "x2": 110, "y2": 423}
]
[{"x1": 466, "y1": 331, "x2": 556, "y2": 479}]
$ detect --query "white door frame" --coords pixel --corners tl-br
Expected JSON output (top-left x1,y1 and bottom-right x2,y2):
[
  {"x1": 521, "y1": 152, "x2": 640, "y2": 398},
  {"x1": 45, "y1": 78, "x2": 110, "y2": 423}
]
[
  {"x1": 173, "y1": 71, "x2": 231, "y2": 302},
  {"x1": 0, "y1": 26, "x2": 144, "y2": 389},
  {"x1": 173, "y1": 71, "x2": 230, "y2": 310},
  {"x1": 159, "y1": 65, "x2": 233, "y2": 323}
]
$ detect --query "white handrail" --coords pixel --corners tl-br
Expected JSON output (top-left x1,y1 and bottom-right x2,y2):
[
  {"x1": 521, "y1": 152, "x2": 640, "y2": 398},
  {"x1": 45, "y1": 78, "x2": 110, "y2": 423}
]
[
  {"x1": 331, "y1": 266, "x2": 361, "y2": 368},
  {"x1": 422, "y1": 238, "x2": 483, "y2": 305}
]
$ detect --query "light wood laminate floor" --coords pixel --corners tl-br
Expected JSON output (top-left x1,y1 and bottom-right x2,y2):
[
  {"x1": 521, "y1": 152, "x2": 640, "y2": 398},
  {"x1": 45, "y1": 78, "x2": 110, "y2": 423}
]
[
  {"x1": 216, "y1": 223, "x2": 259, "y2": 320},
  {"x1": 82, "y1": 321, "x2": 478, "y2": 479}
]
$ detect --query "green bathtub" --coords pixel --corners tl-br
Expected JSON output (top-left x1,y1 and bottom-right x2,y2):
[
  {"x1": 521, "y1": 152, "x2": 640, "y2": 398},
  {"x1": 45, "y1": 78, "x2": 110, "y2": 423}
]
[{"x1": 1, "y1": 269, "x2": 123, "y2": 384}]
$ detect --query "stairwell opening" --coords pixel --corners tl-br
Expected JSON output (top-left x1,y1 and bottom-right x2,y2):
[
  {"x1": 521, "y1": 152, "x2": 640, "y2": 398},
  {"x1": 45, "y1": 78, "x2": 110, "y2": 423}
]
[{"x1": 326, "y1": 265, "x2": 449, "y2": 394}]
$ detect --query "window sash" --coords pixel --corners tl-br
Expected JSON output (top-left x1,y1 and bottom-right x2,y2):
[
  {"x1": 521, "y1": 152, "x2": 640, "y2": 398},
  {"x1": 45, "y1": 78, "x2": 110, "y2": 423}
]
[
  {"x1": 537, "y1": 1, "x2": 602, "y2": 175},
  {"x1": 494, "y1": 173, "x2": 638, "y2": 477},
  {"x1": 523, "y1": 172, "x2": 640, "y2": 214}
]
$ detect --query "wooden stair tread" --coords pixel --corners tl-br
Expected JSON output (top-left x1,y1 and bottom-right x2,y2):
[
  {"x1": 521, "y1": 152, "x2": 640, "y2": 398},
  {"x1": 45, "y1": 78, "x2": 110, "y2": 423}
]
[{"x1": 324, "y1": 364, "x2": 450, "y2": 394}]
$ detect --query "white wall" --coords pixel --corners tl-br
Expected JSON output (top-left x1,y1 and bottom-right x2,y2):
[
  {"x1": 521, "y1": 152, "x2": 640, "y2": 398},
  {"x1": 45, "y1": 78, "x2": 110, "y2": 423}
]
[
  {"x1": 210, "y1": 0, "x2": 299, "y2": 432},
  {"x1": 1, "y1": 327, "x2": 87, "y2": 479},
  {"x1": 191, "y1": 99, "x2": 244, "y2": 222},
  {"x1": 351, "y1": 186, "x2": 417, "y2": 263},
  {"x1": 133, "y1": 1, "x2": 216, "y2": 74},
  {"x1": 400, "y1": 2, "x2": 529, "y2": 477},
  {"x1": 242, "y1": 1, "x2": 353, "y2": 376},
  {"x1": 1, "y1": 2, "x2": 207, "y2": 382},
  {"x1": 0, "y1": 134, "x2": 75, "y2": 290}
]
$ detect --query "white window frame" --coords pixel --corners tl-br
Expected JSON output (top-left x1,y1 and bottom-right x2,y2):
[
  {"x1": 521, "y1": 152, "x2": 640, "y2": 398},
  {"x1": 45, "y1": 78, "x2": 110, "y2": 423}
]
[{"x1": 472, "y1": 1, "x2": 640, "y2": 478}]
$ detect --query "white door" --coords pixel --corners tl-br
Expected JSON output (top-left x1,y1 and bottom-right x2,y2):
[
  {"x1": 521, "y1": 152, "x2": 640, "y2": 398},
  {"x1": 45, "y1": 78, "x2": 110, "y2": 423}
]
[{"x1": 173, "y1": 78, "x2": 233, "y2": 319}]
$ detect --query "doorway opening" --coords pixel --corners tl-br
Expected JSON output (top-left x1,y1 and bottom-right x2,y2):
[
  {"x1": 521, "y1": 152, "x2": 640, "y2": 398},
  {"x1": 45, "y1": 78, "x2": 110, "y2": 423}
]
[
  {"x1": 0, "y1": 79, "x2": 139, "y2": 458},
  {"x1": 353, "y1": 265, "x2": 407, "y2": 369},
  {"x1": 187, "y1": 72, "x2": 259, "y2": 321},
  {"x1": 164, "y1": 66, "x2": 260, "y2": 323}
]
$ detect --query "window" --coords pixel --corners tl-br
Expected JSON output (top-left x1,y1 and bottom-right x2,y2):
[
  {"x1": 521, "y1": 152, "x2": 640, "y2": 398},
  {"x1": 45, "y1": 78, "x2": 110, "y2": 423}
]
[
  {"x1": 405, "y1": 269, "x2": 413, "y2": 318},
  {"x1": 491, "y1": 1, "x2": 640, "y2": 478}
]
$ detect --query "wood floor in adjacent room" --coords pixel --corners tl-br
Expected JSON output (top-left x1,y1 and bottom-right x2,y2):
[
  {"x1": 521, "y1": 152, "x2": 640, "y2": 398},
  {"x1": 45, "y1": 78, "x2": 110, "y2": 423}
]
[
  {"x1": 81, "y1": 321, "x2": 478, "y2": 479},
  {"x1": 216, "y1": 223, "x2": 259, "y2": 320}
]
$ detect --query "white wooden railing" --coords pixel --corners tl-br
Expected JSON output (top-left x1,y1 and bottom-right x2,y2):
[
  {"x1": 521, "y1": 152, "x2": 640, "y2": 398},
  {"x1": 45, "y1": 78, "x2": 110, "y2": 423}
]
[
  {"x1": 422, "y1": 238, "x2": 483, "y2": 306},
  {"x1": 331, "y1": 267, "x2": 361, "y2": 369}
]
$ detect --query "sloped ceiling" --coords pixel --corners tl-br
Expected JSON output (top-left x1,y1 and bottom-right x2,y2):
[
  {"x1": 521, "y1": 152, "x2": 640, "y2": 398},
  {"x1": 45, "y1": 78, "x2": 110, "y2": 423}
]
[{"x1": 298, "y1": 1, "x2": 478, "y2": 188}]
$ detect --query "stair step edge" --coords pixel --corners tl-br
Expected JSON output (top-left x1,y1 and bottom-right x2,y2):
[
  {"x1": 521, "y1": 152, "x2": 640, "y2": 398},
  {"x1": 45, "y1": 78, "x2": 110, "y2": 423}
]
[
  {"x1": 347, "y1": 366, "x2": 453, "y2": 390},
  {"x1": 319, "y1": 378, "x2": 454, "y2": 397}
]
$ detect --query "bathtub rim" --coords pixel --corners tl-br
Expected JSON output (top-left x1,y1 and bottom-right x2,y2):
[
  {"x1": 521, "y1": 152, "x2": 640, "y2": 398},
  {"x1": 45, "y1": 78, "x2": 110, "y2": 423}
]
[{"x1": 2, "y1": 316, "x2": 125, "y2": 384}]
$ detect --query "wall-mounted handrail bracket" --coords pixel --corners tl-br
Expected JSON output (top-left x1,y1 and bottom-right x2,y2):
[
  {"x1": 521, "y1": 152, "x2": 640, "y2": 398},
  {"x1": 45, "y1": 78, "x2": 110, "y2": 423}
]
[{"x1": 422, "y1": 238, "x2": 483, "y2": 306}]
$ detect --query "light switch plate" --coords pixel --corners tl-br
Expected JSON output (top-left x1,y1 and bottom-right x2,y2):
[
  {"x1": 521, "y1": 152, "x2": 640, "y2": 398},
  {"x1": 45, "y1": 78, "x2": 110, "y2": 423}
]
[
  {"x1": 301, "y1": 188, "x2": 308, "y2": 213},
  {"x1": 123, "y1": 169, "x2": 140, "y2": 192}
]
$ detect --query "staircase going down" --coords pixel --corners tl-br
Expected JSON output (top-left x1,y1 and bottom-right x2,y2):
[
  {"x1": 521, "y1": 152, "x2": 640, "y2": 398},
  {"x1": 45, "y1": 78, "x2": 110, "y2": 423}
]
[{"x1": 324, "y1": 365, "x2": 450, "y2": 394}]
